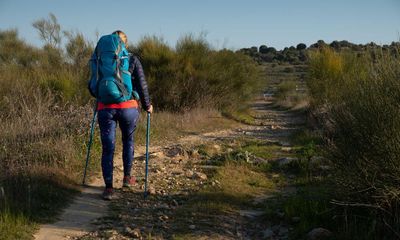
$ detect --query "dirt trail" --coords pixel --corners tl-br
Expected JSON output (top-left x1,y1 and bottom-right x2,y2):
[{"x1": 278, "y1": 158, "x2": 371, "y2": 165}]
[
  {"x1": 34, "y1": 129, "x2": 234, "y2": 240},
  {"x1": 34, "y1": 99, "x2": 304, "y2": 239},
  {"x1": 34, "y1": 184, "x2": 107, "y2": 240},
  {"x1": 245, "y1": 100, "x2": 305, "y2": 141},
  {"x1": 34, "y1": 153, "x2": 125, "y2": 240}
]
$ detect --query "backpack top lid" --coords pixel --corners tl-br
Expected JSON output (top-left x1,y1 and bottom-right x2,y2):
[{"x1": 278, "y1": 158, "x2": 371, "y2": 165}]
[{"x1": 96, "y1": 34, "x2": 125, "y2": 54}]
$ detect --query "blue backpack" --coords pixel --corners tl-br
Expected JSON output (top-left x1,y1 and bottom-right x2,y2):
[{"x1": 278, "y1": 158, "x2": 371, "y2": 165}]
[{"x1": 88, "y1": 34, "x2": 133, "y2": 104}]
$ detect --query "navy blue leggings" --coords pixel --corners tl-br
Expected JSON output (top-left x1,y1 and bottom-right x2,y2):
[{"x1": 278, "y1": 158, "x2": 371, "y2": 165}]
[{"x1": 98, "y1": 108, "x2": 139, "y2": 188}]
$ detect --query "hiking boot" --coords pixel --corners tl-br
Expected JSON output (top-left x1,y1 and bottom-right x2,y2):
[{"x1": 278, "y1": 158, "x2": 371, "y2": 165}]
[
  {"x1": 102, "y1": 188, "x2": 114, "y2": 200},
  {"x1": 123, "y1": 176, "x2": 136, "y2": 188}
]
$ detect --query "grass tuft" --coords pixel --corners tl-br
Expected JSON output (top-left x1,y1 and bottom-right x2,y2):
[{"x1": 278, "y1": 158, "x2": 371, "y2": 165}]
[{"x1": 0, "y1": 208, "x2": 33, "y2": 240}]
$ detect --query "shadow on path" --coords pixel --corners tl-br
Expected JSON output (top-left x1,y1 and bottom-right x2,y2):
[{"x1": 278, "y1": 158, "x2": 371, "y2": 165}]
[{"x1": 34, "y1": 185, "x2": 108, "y2": 240}]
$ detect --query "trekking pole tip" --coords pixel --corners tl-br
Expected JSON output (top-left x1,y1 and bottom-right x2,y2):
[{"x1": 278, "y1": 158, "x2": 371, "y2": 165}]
[{"x1": 144, "y1": 190, "x2": 150, "y2": 199}]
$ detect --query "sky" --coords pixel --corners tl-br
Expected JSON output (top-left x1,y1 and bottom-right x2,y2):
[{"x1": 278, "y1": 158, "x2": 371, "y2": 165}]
[{"x1": 0, "y1": 0, "x2": 399, "y2": 50}]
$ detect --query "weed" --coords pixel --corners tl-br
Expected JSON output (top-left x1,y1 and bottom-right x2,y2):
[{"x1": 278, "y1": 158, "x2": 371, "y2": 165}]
[
  {"x1": 280, "y1": 183, "x2": 334, "y2": 239},
  {"x1": 290, "y1": 129, "x2": 322, "y2": 146}
]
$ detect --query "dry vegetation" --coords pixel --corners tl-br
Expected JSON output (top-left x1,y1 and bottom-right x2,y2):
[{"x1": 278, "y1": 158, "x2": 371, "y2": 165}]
[{"x1": 306, "y1": 46, "x2": 400, "y2": 238}]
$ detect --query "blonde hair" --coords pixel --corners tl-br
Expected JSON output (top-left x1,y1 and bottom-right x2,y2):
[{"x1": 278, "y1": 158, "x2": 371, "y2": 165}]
[{"x1": 112, "y1": 30, "x2": 127, "y2": 45}]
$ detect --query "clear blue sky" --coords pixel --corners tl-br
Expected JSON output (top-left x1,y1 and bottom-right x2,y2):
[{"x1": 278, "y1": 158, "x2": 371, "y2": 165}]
[{"x1": 0, "y1": 0, "x2": 399, "y2": 50}]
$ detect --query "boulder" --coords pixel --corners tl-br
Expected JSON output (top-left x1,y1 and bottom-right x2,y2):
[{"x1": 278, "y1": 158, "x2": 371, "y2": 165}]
[
  {"x1": 277, "y1": 157, "x2": 298, "y2": 166},
  {"x1": 262, "y1": 228, "x2": 274, "y2": 239}
]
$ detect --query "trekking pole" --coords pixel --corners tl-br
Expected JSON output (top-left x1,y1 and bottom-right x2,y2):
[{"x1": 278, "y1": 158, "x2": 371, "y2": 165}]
[
  {"x1": 82, "y1": 102, "x2": 98, "y2": 185},
  {"x1": 144, "y1": 112, "x2": 151, "y2": 199}
]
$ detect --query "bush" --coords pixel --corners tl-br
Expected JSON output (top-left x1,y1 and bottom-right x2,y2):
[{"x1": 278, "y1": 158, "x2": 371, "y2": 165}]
[
  {"x1": 131, "y1": 36, "x2": 177, "y2": 110},
  {"x1": 134, "y1": 34, "x2": 262, "y2": 112},
  {"x1": 307, "y1": 47, "x2": 369, "y2": 106},
  {"x1": 308, "y1": 46, "x2": 400, "y2": 235},
  {"x1": 277, "y1": 80, "x2": 297, "y2": 97},
  {"x1": 274, "y1": 80, "x2": 307, "y2": 108}
]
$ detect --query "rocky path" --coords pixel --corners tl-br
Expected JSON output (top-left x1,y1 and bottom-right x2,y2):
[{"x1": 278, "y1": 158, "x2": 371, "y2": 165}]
[
  {"x1": 34, "y1": 99, "x2": 305, "y2": 240},
  {"x1": 244, "y1": 100, "x2": 305, "y2": 143}
]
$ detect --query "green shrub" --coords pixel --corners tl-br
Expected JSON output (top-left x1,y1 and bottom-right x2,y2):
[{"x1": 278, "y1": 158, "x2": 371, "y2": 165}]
[
  {"x1": 274, "y1": 80, "x2": 308, "y2": 108},
  {"x1": 133, "y1": 34, "x2": 262, "y2": 112},
  {"x1": 307, "y1": 47, "x2": 371, "y2": 107},
  {"x1": 277, "y1": 80, "x2": 297, "y2": 97},
  {"x1": 308, "y1": 46, "x2": 400, "y2": 236}
]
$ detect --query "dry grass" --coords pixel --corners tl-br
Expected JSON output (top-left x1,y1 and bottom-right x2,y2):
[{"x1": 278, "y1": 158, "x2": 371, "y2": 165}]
[
  {"x1": 0, "y1": 210, "x2": 33, "y2": 240},
  {"x1": 0, "y1": 84, "x2": 97, "y2": 239},
  {"x1": 134, "y1": 108, "x2": 237, "y2": 146},
  {"x1": 0, "y1": 90, "x2": 97, "y2": 181}
]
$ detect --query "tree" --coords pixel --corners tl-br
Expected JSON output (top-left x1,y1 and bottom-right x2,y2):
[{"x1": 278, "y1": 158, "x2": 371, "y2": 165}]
[
  {"x1": 296, "y1": 43, "x2": 307, "y2": 50},
  {"x1": 330, "y1": 40, "x2": 340, "y2": 49},
  {"x1": 64, "y1": 30, "x2": 93, "y2": 67},
  {"x1": 339, "y1": 40, "x2": 352, "y2": 49},
  {"x1": 266, "y1": 47, "x2": 277, "y2": 54},
  {"x1": 310, "y1": 40, "x2": 327, "y2": 49},
  {"x1": 261, "y1": 52, "x2": 275, "y2": 62},
  {"x1": 259, "y1": 45, "x2": 268, "y2": 54},
  {"x1": 32, "y1": 13, "x2": 61, "y2": 48}
]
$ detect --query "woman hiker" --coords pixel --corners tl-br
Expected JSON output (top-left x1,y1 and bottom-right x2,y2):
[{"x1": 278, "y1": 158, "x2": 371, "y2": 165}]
[{"x1": 94, "y1": 30, "x2": 153, "y2": 200}]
